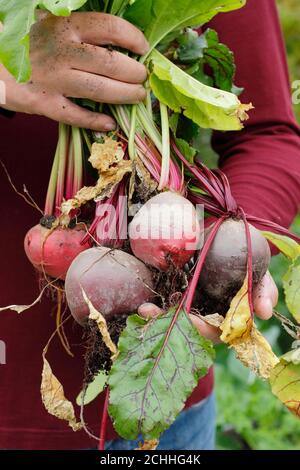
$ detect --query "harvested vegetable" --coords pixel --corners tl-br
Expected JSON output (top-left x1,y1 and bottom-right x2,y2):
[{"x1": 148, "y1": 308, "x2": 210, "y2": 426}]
[
  {"x1": 129, "y1": 191, "x2": 201, "y2": 270},
  {"x1": 65, "y1": 247, "x2": 155, "y2": 325},
  {"x1": 1, "y1": 0, "x2": 300, "y2": 451}
]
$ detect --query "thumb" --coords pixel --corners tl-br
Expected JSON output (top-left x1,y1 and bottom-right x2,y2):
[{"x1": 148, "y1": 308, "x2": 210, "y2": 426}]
[
  {"x1": 138, "y1": 303, "x2": 163, "y2": 319},
  {"x1": 253, "y1": 271, "x2": 278, "y2": 320}
]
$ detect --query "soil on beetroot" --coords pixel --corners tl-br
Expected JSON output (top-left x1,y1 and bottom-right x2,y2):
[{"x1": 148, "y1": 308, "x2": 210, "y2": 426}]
[
  {"x1": 194, "y1": 286, "x2": 234, "y2": 316},
  {"x1": 83, "y1": 316, "x2": 127, "y2": 385},
  {"x1": 151, "y1": 259, "x2": 188, "y2": 310}
]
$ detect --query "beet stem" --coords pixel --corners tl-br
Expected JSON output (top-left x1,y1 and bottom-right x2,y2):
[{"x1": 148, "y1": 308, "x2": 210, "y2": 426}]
[
  {"x1": 98, "y1": 386, "x2": 110, "y2": 451},
  {"x1": 172, "y1": 141, "x2": 225, "y2": 208},
  {"x1": 185, "y1": 216, "x2": 227, "y2": 313}
]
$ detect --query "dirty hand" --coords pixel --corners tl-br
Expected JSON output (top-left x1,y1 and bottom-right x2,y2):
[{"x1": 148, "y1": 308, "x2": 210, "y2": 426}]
[
  {"x1": 0, "y1": 12, "x2": 149, "y2": 130},
  {"x1": 138, "y1": 271, "x2": 278, "y2": 343}
]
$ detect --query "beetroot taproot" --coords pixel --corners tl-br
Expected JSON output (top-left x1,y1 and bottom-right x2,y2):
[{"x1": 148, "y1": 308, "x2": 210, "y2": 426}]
[
  {"x1": 65, "y1": 247, "x2": 155, "y2": 325},
  {"x1": 197, "y1": 219, "x2": 271, "y2": 304},
  {"x1": 129, "y1": 191, "x2": 201, "y2": 271},
  {"x1": 24, "y1": 223, "x2": 89, "y2": 280}
]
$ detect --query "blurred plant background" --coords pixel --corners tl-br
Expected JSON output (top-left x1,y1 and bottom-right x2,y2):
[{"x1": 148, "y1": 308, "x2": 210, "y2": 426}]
[{"x1": 212, "y1": 0, "x2": 300, "y2": 450}]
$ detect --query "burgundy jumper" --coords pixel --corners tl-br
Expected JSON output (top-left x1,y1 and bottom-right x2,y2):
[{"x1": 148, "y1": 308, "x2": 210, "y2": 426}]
[{"x1": 0, "y1": 0, "x2": 300, "y2": 449}]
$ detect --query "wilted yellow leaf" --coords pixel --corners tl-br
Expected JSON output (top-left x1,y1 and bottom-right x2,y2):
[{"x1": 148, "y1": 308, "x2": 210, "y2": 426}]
[
  {"x1": 0, "y1": 284, "x2": 51, "y2": 314},
  {"x1": 236, "y1": 102, "x2": 254, "y2": 122},
  {"x1": 220, "y1": 275, "x2": 252, "y2": 343},
  {"x1": 270, "y1": 348, "x2": 300, "y2": 419},
  {"x1": 60, "y1": 137, "x2": 132, "y2": 217},
  {"x1": 82, "y1": 289, "x2": 118, "y2": 360},
  {"x1": 89, "y1": 138, "x2": 124, "y2": 172},
  {"x1": 136, "y1": 439, "x2": 159, "y2": 451},
  {"x1": 41, "y1": 354, "x2": 82, "y2": 431},
  {"x1": 231, "y1": 324, "x2": 279, "y2": 379},
  {"x1": 202, "y1": 313, "x2": 224, "y2": 328}
]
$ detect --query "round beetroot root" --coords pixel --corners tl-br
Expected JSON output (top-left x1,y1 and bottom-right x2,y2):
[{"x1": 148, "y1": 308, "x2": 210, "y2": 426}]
[
  {"x1": 24, "y1": 224, "x2": 89, "y2": 280},
  {"x1": 129, "y1": 191, "x2": 201, "y2": 271},
  {"x1": 198, "y1": 218, "x2": 271, "y2": 305},
  {"x1": 65, "y1": 247, "x2": 155, "y2": 325}
]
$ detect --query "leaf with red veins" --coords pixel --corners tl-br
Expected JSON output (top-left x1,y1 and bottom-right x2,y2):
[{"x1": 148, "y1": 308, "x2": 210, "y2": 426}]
[{"x1": 108, "y1": 307, "x2": 214, "y2": 440}]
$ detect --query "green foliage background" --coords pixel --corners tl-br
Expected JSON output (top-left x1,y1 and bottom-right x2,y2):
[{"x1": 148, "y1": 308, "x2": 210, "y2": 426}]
[
  {"x1": 277, "y1": 0, "x2": 300, "y2": 122},
  {"x1": 215, "y1": 0, "x2": 300, "y2": 450}
]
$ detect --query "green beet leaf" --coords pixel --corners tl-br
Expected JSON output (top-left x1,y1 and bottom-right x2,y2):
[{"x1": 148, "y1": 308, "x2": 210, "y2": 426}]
[
  {"x1": 0, "y1": 0, "x2": 88, "y2": 82},
  {"x1": 108, "y1": 308, "x2": 214, "y2": 440},
  {"x1": 148, "y1": 49, "x2": 248, "y2": 131},
  {"x1": 177, "y1": 28, "x2": 236, "y2": 92},
  {"x1": 124, "y1": 0, "x2": 246, "y2": 51},
  {"x1": 169, "y1": 113, "x2": 197, "y2": 163}
]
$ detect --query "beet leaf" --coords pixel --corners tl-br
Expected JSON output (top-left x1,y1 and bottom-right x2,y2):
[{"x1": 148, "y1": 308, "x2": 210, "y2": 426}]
[
  {"x1": 148, "y1": 49, "x2": 250, "y2": 131},
  {"x1": 108, "y1": 307, "x2": 214, "y2": 440}
]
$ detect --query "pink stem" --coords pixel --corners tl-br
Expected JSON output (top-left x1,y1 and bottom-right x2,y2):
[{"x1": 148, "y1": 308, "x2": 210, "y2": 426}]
[
  {"x1": 172, "y1": 141, "x2": 225, "y2": 208},
  {"x1": 246, "y1": 215, "x2": 300, "y2": 243},
  {"x1": 185, "y1": 216, "x2": 227, "y2": 312},
  {"x1": 98, "y1": 386, "x2": 109, "y2": 451}
]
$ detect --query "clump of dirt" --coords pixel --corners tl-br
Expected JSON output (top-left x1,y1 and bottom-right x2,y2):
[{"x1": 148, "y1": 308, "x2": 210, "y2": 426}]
[
  {"x1": 193, "y1": 286, "x2": 236, "y2": 316},
  {"x1": 151, "y1": 255, "x2": 189, "y2": 310},
  {"x1": 83, "y1": 315, "x2": 127, "y2": 385}
]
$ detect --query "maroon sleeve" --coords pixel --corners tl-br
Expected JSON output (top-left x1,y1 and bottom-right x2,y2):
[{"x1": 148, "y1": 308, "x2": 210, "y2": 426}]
[{"x1": 208, "y1": 0, "x2": 300, "y2": 228}]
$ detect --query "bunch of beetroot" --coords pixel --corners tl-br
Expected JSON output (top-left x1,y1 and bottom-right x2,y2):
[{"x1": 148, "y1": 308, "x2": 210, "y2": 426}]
[{"x1": 24, "y1": 121, "x2": 296, "y2": 329}]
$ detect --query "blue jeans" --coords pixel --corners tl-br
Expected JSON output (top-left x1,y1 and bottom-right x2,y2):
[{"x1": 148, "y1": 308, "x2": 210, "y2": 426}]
[{"x1": 106, "y1": 393, "x2": 215, "y2": 451}]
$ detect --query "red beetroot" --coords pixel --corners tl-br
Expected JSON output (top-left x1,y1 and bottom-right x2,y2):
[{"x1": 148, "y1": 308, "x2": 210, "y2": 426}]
[
  {"x1": 65, "y1": 247, "x2": 155, "y2": 325},
  {"x1": 197, "y1": 219, "x2": 271, "y2": 306},
  {"x1": 129, "y1": 192, "x2": 201, "y2": 271},
  {"x1": 24, "y1": 223, "x2": 89, "y2": 280}
]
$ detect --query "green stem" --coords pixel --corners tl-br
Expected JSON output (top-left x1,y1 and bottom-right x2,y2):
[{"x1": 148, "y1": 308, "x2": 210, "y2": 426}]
[
  {"x1": 145, "y1": 84, "x2": 153, "y2": 120},
  {"x1": 81, "y1": 128, "x2": 92, "y2": 153},
  {"x1": 158, "y1": 102, "x2": 170, "y2": 190},
  {"x1": 111, "y1": 105, "x2": 130, "y2": 135},
  {"x1": 66, "y1": 142, "x2": 74, "y2": 200},
  {"x1": 103, "y1": 0, "x2": 110, "y2": 13},
  {"x1": 55, "y1": 124, "x2": 69, "y2": 211},
  {"x1": 136, "y1": 103, "x2": 162, "y2": 152},
  {"x1": 72, "y1": 127, "x2": 83, "y2": 195},
  {"x1": 44, "y1": 142, "x2": 60, "y2": 216},
  {"x1": 128, "y1": 105, "x2": 137, "y2": 161}
]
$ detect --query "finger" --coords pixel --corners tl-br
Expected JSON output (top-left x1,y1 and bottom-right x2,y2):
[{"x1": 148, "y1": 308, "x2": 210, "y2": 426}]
[
  {"x1": 69, "y1": 42, "x2": 148, "y2": 84},
  {"x1": 72, "y1": 12, "x2": 149, "y2": 56},
  {"x1": 45, "y1": 95, "x2": 116, "y2": 131},
  {"x1": 254, "y1": 271, "x2": 278, "y2": 320},
  {"x1": 190, "y1": 315, "x2": 222, "y2": 344},
  {"x1": 138, "y1": 303, "x2": 163, "y2": 319},
  {"x1": 63, "y1": 69, "x2": 146, "y2": 104}
]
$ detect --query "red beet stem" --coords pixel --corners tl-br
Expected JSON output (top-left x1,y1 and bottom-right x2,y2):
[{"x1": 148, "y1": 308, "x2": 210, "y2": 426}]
[
  {"x1": 172, "y1": 141, "x2": 225, "y2": 208},
  {"x1": 98, "y1": 386, "x2": 110, "y2": 451},
  {"x1": 185, "y1": 216, "x2": 227, "y2": 312},
  {"x1": 246, "y1": 215, "x2": 300, "y2": 243}
]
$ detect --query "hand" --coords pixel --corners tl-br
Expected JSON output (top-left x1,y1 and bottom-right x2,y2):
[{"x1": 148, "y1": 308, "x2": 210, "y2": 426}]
[
  {"x1": 138, "y1": 271, "x2": 278, "y2": 344},
  {"x1": 0, "y1": 12, "x2": 149, "y2": 130}
]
